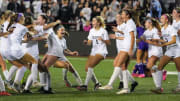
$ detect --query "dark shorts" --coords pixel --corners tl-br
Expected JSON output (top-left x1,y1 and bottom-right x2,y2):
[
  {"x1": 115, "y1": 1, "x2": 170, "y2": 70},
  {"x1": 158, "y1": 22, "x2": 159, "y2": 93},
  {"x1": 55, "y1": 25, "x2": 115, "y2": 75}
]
[{"x1": 138, "y1": 41, "x2": 148, "y2": 51}]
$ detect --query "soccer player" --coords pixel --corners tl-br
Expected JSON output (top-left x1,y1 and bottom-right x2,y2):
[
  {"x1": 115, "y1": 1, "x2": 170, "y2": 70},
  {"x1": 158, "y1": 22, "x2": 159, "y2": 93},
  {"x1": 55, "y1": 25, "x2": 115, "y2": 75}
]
[
  {"x1": 114, "y1": 10, "x2": 137, "y2": 94},
  {"x1": 132, "y1": 20, "x2": 149, "y2": 78},
  {"x1": 76, "y1": 16, "x2": 110, "y2": 91},
  {"x1": 46, "y1": 25, "x2": 83, "y2": 87},
  {"x1": 99, "y1": 13, "x2": 138, "y2": 92},
  {"x1": 140, "y1": 17, "x2": 163, "y2": 93}
]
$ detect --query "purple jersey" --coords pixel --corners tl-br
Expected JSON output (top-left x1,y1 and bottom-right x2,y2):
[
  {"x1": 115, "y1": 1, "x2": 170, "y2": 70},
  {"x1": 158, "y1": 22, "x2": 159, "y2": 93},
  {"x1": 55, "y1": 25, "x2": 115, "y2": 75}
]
[{"x1": 137, "y1": 27, "x2": 148, "y2": 51}]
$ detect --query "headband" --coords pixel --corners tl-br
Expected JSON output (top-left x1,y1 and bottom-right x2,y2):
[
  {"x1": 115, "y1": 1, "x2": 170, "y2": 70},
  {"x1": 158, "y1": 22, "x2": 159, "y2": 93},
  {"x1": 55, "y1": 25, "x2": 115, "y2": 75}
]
[{"x1": 17, "y1": 13, "x2": 23, "y2": 22}]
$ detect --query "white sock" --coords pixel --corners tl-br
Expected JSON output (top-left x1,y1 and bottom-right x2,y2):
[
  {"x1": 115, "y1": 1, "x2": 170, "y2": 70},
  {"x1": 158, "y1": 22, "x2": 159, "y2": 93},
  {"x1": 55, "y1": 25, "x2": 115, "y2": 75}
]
[
  {"x1": 44, "y1": 72, "x2": 51, "y2": 91},
  {"x1": 91, "y1": 73, "x2": 99, "y2": 84},
  {"x1": 7, "y1": 65, "x2": 18, "y2": 81},
  {"x1": 127, "y1": 70, "x2": 135, "y2": 83},
  {"x1": 62, "y1": 68, "x2": 68, "y2": 81},
  {"x1": 3, "y1": 70, "x2": 9, "y2": 80},
  {"x1": 39, "y1": 72, "x2": 46, "y2": 84},
  {"x1": 0, "y1": 75, "x2": 5, "y2": 91},
  {"x1": 31, "y1": 64, "x2": 38, "y2": 83},
  {"x1": 152, "y1": 72, "x2": 158, "y2": 88},
  {"x1": 119, "y1": 69, "x2": 123, "y2": 82},
  {"x1": 178, "y1": 72, "x2": 180, "y2": 87},
  {"x1": 84, "y1": 68, "x2": 93, "y2": 86},
  {"x1": 71, "y1": 67, "x2": 83, "y2": 85},
  {"x1": 156, "y1": 70, "x2": 163, "y2": 88},
  {"x1": 14, "y1": 66, "x2": 27, "y2": 83},
  {"x1": 122, "y1": 70, "x2": 129, "y2": 89},
  {"x1": 108, "y1": 67, "x2": 121, "y2": 86},
  {"x1": 24, "y1": 74, "x2": 33, "y2": 90}
]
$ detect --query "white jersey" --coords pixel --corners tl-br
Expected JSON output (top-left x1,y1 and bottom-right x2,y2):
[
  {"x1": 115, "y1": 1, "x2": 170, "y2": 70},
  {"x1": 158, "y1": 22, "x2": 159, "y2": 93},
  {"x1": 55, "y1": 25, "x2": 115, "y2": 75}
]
[
  {"x1": 120, "y1": 19, "x2": 137, "y2": 52},
  {"x1": 88, "y1": 27, "x2": 109, "y2": 55},
  {"x1": 161, "y1": 25, "x2": 177, "y2": 50},
  {"x1": 58, "y1": 37, "x2": 67, "y2": 50},
  {"x1": 22, "y1": 25, "x2": 44, "y2": 58},
  {"x1": 143, "y1": 28, "x2": 162, "y2": 57},
  {"x1": 57, "y1": 37, "x2": 68, "y2": 62},
  {"x1": 45, "y1": 28, "x2": 64, "y2": 57},
  {"x1": 172, "y1": 20, "x2": 180, "y2": 47},
  {"x1": 4, "y1": 23, "x2": 28, "y2": 60},
  {"x1": 115, "y1": 23, "x2": 126, "y2": 52},
  {"x1": 0, "y1": 21, "x2": 11, "y2": 59}
]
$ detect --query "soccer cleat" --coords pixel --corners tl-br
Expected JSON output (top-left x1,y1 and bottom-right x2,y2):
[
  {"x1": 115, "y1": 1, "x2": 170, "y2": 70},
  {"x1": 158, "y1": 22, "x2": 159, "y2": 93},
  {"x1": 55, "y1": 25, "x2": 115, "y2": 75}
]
[
  {"x1": 163, "y1": 70, "x2": 167, "y2": 81},
  {"x1": 4, "y1": 80, "x2": 13, "y2": 90},
  {"x1": 116, "y1": 89, "x2": 130, "y2": 94},
  {"x1": 64, "y1": 80, "x2": 72, "y2": 88},
  {"x1": 11, "y1": 83, "x2": 21, "y2": 93},
  {"x1": 138, "y1": 74, "x2": 145, "y2": 78},
  {"x1": 40, "y1": 88, "x2": 54, "y2": 94},
  {"x1": 132, "y1": 73, "x2": 139, "y2": 77},
  {"x1": 0, "y1": 91, "x2": 11, "y2": 96},
  {"x1": 130, "y1": 81, "x2": 138, "y2": 92},
  {"x1": 94, "y1": 83, "x2": 102, "y2": 91},
  {"x1": 22, "y1": 89, "x2": 33, "y2": 94},
  {"x1": 38, "y1": 87, "x2": 44, "y2": 92},
  {"x1": 98, "y1": 85, "x2": 113, "y2": 90},
  {"x1": 76, "y1": 85, "x2": 87, "y2": 91},
  {"x1": 172, "y1": 86, "x2": 180, "y2": 93},
  {"x1": 32, "y1": 82, "x2": 46, "y2": 88},
  {"x1": 150, "y1": 88, "x2": 163, "y2": 94},
  {"x1": 118, "y1": 82, "x2": 124, "y2": 89}
]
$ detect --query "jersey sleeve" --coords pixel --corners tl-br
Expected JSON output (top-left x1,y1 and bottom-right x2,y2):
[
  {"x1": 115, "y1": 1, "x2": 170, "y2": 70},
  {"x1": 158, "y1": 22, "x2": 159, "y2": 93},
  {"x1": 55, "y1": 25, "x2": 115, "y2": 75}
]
[
  {"x1": 170, "y1": 26, "x2": 178, "y2": 37},
  {"x1": 63, "y1": 39, "x2": 67, "y2": 50},
  {"x1": 102, "y1": 29, "x2": 109, "y2": 40},
  {"x1": 34, "y1": 25, "x2": 44, "y2": 33},
  {"x1": 87, "y1": 29, "x2": 93, "y2": 40}
]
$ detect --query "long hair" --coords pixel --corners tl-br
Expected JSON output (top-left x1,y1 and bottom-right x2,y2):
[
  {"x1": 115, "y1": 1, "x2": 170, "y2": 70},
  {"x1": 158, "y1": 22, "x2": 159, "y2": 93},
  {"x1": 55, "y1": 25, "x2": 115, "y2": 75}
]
[
  {"x1": 0, "y1": 12, "x2": 5, "y2": 25},
  {"x1": 95, "y1": 16, "x2": 106, "y2": 28},
  {"x1": 146, "y1": 17, "x2": 161, "y2": 32},
  {"x1": 0, "y1": 10, "x2": 13, "y2": 25},
  {"x1": 162, "y1": 14, "x2": 173, "y2": 25},
  {"x1": 7, "y1": 13, "x2": 18, "y2": 31}
]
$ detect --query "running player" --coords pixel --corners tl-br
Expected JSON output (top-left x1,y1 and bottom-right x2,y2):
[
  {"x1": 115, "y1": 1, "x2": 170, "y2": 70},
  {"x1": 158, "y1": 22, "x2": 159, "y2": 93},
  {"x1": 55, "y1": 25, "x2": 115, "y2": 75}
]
[{"x1": 77, "y1": 16, "x2": 110, "y2": 91}]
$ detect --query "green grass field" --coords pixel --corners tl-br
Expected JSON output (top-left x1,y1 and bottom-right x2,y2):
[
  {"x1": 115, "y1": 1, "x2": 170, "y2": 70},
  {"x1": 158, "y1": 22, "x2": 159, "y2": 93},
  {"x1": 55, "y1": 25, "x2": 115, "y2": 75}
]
[{"x1": 1, "y1": 56, "x2": 180, "y2": 101}]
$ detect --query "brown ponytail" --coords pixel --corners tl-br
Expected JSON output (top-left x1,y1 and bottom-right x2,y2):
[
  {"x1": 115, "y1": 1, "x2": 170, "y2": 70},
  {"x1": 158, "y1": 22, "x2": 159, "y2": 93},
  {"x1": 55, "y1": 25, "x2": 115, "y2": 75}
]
[
  {"x1": 7, "y1": 14, "x2": 18, "y2": 31},
  {"x1": 151, "y1": 18, "x2": 161, "y2": 32}
]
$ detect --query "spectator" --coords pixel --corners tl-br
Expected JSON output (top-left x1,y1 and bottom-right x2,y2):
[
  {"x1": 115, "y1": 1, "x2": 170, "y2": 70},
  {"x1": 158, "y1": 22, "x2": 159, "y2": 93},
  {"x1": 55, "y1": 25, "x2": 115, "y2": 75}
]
[
  {"x1": 79, "y1": 0, "x2": 85, "y2": 7},
  {"x1": 58, "y1": 0, "x2": 72, "y2": 28},
  {"x1": 70, "y1": 0, "x2": 79, "y2": 20},
  {"x1": 47, "y1": 10, "x2": 54, "y2": 23},
  {"x1": 0, "y1": 0, "x2": 8, "y2": 12},
  {"x1": 127, "y1": 0, "x2": 133, "y2": 9},
  {"x1": 101, "y1": 6, "x2": 108, "y2": 22},
  {"x1": 89, "y1": 0, "x2": 97, "y2": 8},
  {"x1": 19, "y1": 0, "x2": 26, "y2": 13},
  {"x1": 7, "y1": 0, "x2": 20, "y2": 13},
  {"x1": 106, "y1": 7, "x2": 116, "y2": 24},
  {"x1": 32, "y1": 0, "x2": 43, "y2": 18},
  {"x1": 50, "y1": 1, "x2": 59, "y2": 19},
  {"x1": 109, "y1": 0, "x2": 119, "y2": 11},
  {"x1": 150, "y1": 0, "x2": 162, "y2": 19},
  {"x1": 96, "y1": 0, "x2": 104, "y2": 10},
  {"x1": 81, "y1": 2, "x2": 92, "y2": 21},
  {"x1": 91, "y1": 5, "x2": 98, "y2": 21},
  {"x1": 75, "y1": 3, "x2": 83, "y2": 18},
  {"x1": 24, "y1": 8, "x2": 34, "y2": 18},
  {"x1": 83, "y1": 20, "x2": 91, "y2": 32},
  {"x1": 76, "y1": 11, "x2": 86, "y2": 31},
  {"x1": 41, "y1": 0, "x2": 50, "y2": 13}
]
